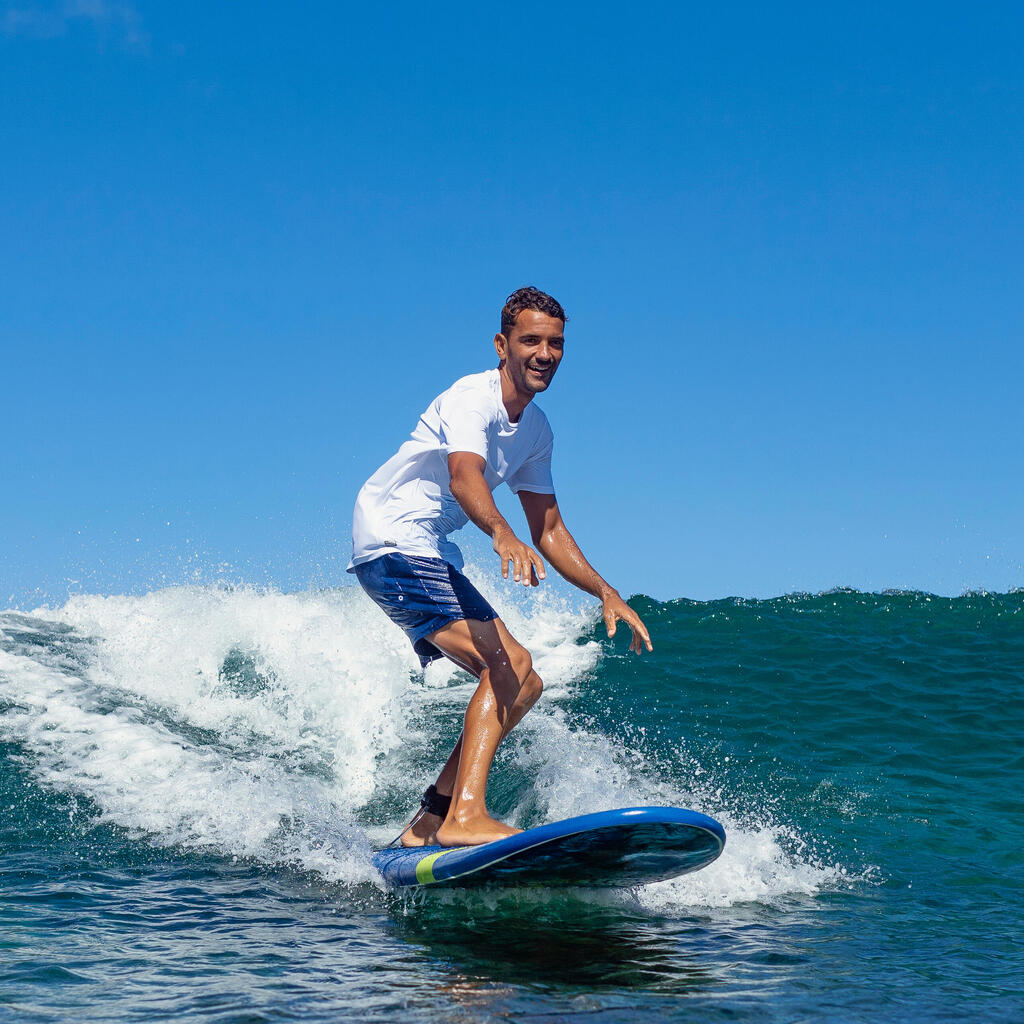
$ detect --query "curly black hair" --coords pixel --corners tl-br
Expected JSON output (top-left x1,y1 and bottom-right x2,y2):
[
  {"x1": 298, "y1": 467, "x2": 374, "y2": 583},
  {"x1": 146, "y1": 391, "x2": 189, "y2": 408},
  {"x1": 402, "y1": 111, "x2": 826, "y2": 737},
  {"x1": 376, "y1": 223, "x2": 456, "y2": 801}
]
[{"x1": 500, "y1": 286, "x2": 568, "y2": 337}]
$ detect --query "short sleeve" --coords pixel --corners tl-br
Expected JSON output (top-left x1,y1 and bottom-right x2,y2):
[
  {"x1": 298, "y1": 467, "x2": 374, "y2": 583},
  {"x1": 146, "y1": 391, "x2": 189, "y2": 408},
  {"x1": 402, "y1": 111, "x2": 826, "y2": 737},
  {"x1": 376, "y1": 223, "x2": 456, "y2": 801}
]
[
  {"x1": 437, "y1": 387, "x2": 491, "y2": 460},
  {"x1": 507, "y1": 432, "x2": 555, "y2": 495}
]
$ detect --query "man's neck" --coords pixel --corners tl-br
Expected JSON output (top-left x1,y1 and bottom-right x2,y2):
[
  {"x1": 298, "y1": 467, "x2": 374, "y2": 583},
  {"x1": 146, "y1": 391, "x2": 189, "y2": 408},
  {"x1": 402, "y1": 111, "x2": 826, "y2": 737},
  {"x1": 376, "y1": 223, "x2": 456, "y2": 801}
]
[{"x1": 498, "y1": 365, "x2": 531, "y2": 423}]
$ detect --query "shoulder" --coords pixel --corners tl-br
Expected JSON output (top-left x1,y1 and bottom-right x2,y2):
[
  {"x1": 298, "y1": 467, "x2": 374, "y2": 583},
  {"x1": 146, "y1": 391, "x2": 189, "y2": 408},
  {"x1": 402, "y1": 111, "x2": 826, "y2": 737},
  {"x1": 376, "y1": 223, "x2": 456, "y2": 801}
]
[
  {"x1": 449, "y1": 368, "x2": 498, "y2": 395},
  {"x1": 524, "y1": 396, "x2": 552, "y2": 433},
  {"x1": 524, "y1": 402, "x2": 554, "y2": 445},
  {"x1": 437, "y1": 369, "x2": 501, "y2": 415}
]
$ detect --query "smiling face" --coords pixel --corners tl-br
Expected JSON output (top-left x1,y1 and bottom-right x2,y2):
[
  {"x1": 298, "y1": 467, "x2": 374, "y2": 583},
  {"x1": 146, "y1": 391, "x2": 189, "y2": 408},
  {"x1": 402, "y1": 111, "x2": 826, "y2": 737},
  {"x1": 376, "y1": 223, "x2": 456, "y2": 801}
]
[{"x1": 494, "y1": 309, "x2": 565, "y2": 403}]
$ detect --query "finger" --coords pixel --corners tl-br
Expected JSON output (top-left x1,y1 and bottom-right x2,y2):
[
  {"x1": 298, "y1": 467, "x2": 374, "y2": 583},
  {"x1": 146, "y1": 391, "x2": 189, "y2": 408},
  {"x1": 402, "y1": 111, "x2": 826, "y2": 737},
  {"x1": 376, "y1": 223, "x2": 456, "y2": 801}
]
[
  {"x1": 513, "y1": 553, "x2": 522, "y2": 583},
  {"x1": 530, "y1": 549, "x2": 546, "y2": 581},
  {"x1": 501, "y1": 552, "x2": 509, "y2": 579},
  {"x1": 626, "y1": 622, "x2": 640, "y2": 653},
  {"x1": 604, "y1": 608, "x2": 617, "y2": 638},
  {"x1": 529, "y1": 564, "x2": 539, "y2": 586},
  {"x1": 635, "y1": 618, "x2": 653, "y2": 652},
  {"x1": 622, "y1": 610, "x2": 652, "y2": 654}
]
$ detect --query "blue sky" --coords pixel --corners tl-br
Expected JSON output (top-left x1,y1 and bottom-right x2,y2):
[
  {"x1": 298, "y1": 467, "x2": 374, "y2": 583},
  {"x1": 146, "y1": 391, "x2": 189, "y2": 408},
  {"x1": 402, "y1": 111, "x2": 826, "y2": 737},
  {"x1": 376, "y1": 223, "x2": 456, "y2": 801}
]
[{"x1": 2, "y1": 1, "x2": 1022, "y2": 605}]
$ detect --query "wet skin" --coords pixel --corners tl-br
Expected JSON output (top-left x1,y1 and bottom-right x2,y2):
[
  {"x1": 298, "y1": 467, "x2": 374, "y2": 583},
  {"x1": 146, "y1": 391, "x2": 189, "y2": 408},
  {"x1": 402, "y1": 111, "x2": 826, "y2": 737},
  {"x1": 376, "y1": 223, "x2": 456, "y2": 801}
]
[{"x1": 400, "y1": 308, "x2": 652, "y2": 848}]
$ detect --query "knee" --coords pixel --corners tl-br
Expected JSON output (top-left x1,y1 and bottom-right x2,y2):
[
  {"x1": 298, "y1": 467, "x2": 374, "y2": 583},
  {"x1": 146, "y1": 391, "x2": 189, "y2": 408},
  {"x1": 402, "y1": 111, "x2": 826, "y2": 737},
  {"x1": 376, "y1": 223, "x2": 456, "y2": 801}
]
[
  {"x1": 519, "y1": 669, "x2": 543, "y2": 706},
  {"x1": 485, "y1": 640, "x2": 532, "y2": 684},
  {"x1": 508, "y1": 643, "x2": 533, "y2": 684}
]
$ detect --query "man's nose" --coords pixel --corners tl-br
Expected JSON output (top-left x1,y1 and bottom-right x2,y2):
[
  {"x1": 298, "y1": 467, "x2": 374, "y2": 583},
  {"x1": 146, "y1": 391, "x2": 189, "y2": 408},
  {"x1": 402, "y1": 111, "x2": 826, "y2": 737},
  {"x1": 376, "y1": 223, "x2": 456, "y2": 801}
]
[{"x1": 536, "y1": 343, "x2": 553, "y2": 363}]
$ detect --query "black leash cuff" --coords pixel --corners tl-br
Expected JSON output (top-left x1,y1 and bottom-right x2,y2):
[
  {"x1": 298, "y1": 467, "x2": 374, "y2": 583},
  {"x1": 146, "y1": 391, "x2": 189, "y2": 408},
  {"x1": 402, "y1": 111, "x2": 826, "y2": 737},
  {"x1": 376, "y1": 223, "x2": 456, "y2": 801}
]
[{"x1": 421, "y1": 784, "x2": 452, "y2": 818}]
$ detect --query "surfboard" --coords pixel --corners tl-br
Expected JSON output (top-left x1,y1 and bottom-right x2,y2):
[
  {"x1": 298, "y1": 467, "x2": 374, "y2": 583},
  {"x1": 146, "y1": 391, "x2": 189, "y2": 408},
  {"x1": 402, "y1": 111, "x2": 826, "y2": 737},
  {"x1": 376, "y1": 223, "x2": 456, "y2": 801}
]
[{"x1": 372, "y1": 806, "x2": 725, "y2": 888}]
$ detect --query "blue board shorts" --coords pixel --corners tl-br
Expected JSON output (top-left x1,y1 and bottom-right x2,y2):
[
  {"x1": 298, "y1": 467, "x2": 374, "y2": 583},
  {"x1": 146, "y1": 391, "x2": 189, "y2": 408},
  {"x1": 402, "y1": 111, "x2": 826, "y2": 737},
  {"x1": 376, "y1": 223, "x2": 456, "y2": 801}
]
[{"x1": 353, "y1": 552, "x2": 499, "y2": 667}]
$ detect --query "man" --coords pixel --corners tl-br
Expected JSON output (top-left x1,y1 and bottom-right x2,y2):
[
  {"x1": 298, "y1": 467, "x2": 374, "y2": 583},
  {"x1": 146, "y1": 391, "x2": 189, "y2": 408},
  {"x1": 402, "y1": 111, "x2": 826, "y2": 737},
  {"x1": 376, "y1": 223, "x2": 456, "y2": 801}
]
[{"x1": 348, "y1": 286, "x2": 652, "y2": 847}]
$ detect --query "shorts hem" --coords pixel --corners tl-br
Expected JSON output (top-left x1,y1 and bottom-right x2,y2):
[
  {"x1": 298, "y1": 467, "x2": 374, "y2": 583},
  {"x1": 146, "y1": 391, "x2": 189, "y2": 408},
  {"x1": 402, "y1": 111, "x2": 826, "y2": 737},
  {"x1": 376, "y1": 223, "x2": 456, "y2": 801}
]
[{"x1": 353, "y1": 552, "x2": 500, "y2": 669}]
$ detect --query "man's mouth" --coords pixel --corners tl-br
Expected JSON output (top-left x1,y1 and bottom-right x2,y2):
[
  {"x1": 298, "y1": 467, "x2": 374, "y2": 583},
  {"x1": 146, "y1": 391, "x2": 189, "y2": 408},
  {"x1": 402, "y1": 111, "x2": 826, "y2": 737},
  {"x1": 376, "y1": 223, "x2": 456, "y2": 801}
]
[{"x1": 528, "y1": 365, "x2": 551, "y2": 375}]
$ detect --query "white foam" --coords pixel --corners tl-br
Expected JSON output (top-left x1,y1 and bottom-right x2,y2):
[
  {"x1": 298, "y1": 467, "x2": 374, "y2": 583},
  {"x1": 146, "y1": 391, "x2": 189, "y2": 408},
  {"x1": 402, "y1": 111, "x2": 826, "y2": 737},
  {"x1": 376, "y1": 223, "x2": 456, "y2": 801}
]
[
  {"x1": 1, "y1": 579, "x2": 846, "y2": 905},
  {"x1": 510, "y1": 709, "x2": 847, "y2": 909}
]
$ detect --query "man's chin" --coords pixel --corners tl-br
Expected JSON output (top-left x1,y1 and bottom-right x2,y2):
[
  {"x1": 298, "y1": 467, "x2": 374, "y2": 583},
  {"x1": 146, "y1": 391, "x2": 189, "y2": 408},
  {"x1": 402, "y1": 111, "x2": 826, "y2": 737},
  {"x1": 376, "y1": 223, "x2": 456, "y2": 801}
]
[{"x1": 525, "y1": 374, "x2": 554, "y2": 393}]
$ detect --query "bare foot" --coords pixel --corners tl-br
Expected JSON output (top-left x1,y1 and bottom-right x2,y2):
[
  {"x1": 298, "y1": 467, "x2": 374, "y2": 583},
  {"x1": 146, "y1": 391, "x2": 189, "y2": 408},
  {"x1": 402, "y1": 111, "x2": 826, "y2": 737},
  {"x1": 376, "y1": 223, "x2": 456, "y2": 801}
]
[
  {"x1": 399, "y1": 811, "x2": 443, "y2": 848},
  {"x1": 436, "y1": 814, "x2": 522, "y2": 847}
]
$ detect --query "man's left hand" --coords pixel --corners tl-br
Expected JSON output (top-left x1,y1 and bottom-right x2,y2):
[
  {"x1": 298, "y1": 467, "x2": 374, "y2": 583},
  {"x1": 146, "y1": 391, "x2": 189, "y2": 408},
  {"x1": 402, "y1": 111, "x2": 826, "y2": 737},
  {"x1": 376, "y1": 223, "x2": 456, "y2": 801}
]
[{"x1": 602, "y1": 592, "x2": 653, "y2": 654}]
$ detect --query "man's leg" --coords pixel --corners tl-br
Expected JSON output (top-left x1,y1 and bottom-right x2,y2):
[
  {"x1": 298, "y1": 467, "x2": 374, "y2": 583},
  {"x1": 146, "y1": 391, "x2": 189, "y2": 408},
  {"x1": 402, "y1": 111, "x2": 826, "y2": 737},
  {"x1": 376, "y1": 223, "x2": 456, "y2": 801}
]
[
  {"x1": 399, "y1": 665, "x2": 540, "y2": 846},
  {"x1": 400, "y1": 617, "x2": 542, "y2": 847}
]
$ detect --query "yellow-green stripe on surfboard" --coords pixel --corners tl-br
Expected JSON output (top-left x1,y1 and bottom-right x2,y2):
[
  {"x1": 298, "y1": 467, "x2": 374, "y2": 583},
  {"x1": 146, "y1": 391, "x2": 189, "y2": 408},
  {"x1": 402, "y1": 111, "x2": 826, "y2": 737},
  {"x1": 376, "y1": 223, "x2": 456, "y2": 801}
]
[{"x1": 414, "y1": 851, "x2": 448, "y2": 885}]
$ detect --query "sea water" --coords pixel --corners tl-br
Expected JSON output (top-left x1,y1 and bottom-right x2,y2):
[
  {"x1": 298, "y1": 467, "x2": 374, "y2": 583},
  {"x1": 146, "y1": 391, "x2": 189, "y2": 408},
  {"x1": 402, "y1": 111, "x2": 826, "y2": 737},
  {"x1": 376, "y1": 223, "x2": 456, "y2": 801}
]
[{"x1": 1, "y1": 579, "x2": 1021, "y2": 1022}]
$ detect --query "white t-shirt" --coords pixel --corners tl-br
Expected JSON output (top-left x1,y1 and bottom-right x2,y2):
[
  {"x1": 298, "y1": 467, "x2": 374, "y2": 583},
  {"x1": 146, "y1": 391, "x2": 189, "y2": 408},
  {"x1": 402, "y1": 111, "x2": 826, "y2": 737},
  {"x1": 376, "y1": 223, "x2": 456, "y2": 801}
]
[{"x1": 348, "y1": 369, "x2": 555, "y2": 571}]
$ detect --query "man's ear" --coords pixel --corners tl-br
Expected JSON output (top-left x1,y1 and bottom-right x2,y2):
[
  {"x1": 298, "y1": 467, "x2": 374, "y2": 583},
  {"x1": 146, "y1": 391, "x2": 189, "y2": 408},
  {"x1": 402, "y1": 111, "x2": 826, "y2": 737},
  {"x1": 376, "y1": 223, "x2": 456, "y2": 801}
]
[{"x1": 493, "y1": 332, "x2": 508, "y2": 363}]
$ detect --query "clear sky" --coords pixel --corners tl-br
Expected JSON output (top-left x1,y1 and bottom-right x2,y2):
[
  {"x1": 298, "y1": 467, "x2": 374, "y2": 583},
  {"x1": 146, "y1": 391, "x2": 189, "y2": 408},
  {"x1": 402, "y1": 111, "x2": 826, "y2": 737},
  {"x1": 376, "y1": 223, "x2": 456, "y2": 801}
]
[{"x1": 2, "y1": 1, "x2": 1022, "y2": 606}]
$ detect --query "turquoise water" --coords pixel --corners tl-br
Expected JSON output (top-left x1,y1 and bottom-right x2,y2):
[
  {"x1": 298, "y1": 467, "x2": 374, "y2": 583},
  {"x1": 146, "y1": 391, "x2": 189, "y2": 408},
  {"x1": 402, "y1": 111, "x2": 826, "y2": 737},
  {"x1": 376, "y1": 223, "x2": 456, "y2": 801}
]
[{"x1": 1, "y1": 583, "x2": 1021, "y2": 1022}]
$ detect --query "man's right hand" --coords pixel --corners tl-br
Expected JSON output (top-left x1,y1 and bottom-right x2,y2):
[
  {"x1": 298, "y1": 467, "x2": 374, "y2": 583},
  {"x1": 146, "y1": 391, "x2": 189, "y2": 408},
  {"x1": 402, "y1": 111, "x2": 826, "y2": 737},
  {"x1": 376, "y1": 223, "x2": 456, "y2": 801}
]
[{"x1": 493, "y1": 526, "x2": 546, "y2": 587}]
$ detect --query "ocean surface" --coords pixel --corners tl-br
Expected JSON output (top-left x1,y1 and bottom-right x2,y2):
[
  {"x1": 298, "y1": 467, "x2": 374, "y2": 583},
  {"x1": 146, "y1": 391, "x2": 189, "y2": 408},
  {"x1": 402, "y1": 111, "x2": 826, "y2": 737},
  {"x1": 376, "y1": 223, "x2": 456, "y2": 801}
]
[{"x1": 1, "y1": 579, "x2": 1021, "y2": 1022}]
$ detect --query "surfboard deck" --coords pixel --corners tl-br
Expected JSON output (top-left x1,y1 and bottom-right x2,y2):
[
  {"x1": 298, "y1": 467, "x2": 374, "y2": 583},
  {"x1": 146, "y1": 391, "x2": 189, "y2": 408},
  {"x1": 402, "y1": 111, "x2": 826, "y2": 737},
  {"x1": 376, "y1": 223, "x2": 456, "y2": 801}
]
[{"x1": 372, "y1": 806, "x2": 725, "y2": 888}]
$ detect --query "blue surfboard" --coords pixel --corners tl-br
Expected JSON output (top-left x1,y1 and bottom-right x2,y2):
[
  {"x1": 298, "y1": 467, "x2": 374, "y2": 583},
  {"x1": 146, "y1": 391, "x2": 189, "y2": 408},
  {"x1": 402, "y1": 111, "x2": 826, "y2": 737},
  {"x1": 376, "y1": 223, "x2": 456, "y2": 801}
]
[{"x1": 372, "y1": 806, "x2": 725, "y2": 888}]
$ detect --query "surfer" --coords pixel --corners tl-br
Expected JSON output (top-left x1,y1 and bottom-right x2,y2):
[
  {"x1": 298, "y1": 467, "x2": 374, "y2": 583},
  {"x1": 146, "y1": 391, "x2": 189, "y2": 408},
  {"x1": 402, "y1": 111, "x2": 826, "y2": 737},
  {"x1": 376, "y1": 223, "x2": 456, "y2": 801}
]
[{"x1": 348, "y1": 286, "x2": 652, "y2": 847}]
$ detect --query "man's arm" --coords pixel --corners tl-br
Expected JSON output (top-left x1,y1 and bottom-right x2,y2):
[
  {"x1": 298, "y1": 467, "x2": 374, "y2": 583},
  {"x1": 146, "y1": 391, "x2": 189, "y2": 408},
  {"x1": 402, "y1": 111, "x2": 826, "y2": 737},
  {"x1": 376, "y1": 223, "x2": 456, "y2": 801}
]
[
  {"x1": 518, "y1": 490, "x2": 653, "y2": 654},
  {"x1": 448, "y1": 452, "x2": 547, "y2": 587}
]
